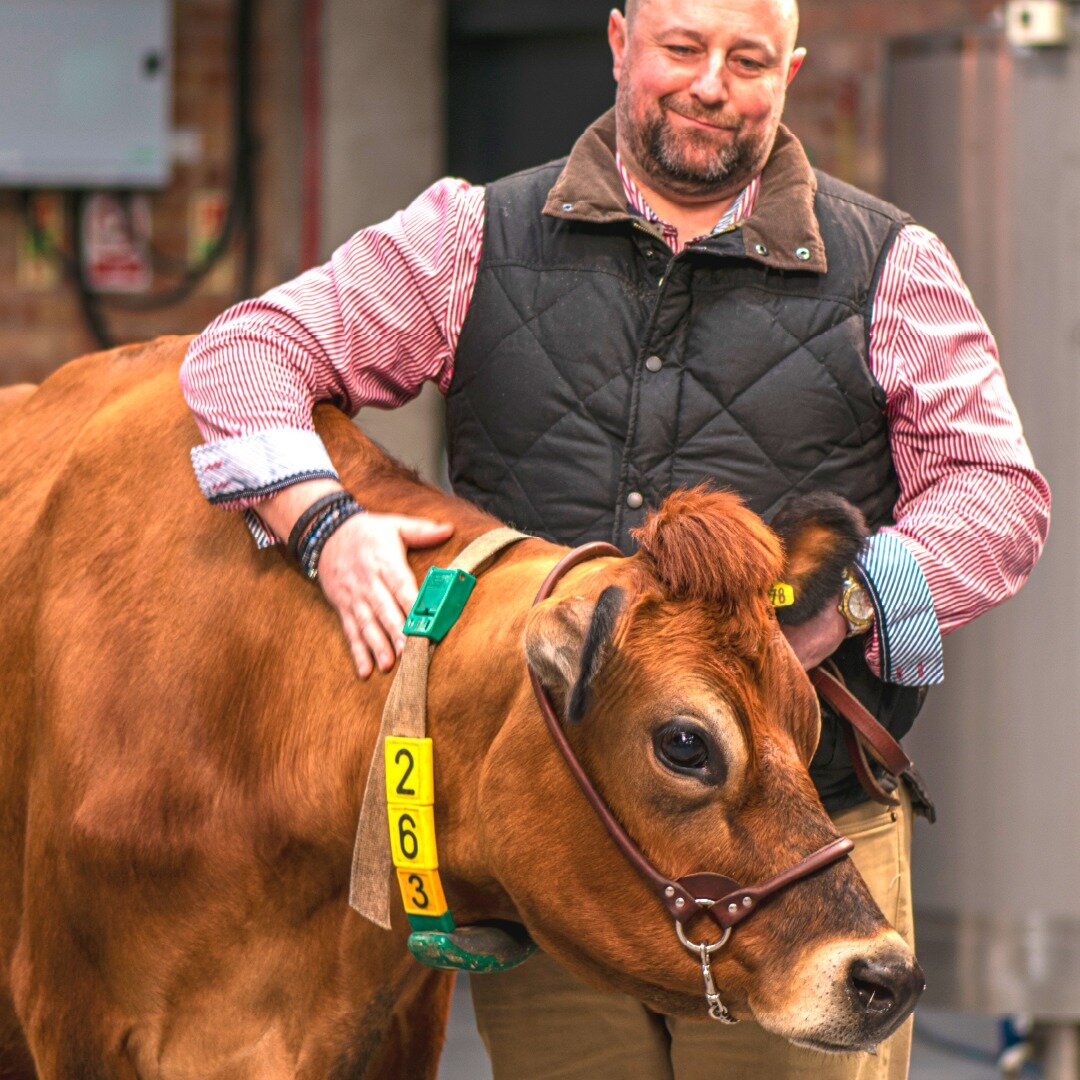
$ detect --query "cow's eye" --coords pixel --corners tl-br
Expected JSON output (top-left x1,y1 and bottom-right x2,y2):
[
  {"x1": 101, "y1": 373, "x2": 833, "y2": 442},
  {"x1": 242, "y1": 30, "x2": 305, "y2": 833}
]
[{"x1": 654, "y1": 723, "x2": 711, "y2": 774}]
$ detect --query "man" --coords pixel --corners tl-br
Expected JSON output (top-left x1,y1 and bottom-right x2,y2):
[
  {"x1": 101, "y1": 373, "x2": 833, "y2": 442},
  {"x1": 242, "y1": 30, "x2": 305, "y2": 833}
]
[{"x1": 180, "y1": 0, "x2": 1049, "y2": 1075}]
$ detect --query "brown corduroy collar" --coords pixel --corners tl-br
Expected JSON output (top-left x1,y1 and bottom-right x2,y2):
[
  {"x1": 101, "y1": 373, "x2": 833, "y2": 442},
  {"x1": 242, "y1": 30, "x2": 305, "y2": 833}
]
[{"x1": 542, "y1": 108, "x2": 827, "y2": 273}]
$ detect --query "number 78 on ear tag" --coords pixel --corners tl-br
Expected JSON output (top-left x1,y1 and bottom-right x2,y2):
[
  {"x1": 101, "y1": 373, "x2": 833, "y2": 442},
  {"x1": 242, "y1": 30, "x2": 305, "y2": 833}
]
[{"x1": 385, "y1": 737, "x2": 434, "y2": 805}]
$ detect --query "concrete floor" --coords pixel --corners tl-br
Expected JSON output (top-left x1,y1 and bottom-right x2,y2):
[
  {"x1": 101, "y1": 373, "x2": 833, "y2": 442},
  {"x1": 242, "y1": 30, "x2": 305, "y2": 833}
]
[{"x1": 437, "y1": 977, "x2": 1007, "y2": 1079}]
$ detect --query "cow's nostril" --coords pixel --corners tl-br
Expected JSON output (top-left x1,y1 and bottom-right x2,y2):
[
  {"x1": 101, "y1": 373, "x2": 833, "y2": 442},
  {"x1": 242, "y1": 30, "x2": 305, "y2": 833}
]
[
  {"x1": 847, "y1": 955, "x2": 924, "y2": 1031},
  {"x1": 851, "y1": 973, "x2": 896, "y2": 1015}
]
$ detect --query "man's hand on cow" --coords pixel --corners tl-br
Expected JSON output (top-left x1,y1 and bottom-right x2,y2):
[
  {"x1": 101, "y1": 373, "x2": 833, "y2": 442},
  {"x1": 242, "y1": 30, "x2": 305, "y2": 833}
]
[
  {"x1": 781, "y1": 600, "x2": 849, "y2": 670},
  {"x1": 317, "y1": 512, "x2": 455, "y2": 678},
  {"x1": 259, "y1": 480, "x2": 454, "y2": 679}
]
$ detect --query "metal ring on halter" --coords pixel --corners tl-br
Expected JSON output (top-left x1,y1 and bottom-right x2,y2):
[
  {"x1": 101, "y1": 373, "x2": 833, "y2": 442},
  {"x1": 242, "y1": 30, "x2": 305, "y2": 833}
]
[{"x1": 674, "y1": 899, "x2": 733, "y2": 954}]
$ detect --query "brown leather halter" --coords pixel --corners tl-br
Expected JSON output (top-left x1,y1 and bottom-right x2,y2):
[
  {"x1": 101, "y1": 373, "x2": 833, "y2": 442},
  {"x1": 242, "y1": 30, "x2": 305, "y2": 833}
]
[{"x1": 527, "y1": 543, "x2": 855, "y2": 948}]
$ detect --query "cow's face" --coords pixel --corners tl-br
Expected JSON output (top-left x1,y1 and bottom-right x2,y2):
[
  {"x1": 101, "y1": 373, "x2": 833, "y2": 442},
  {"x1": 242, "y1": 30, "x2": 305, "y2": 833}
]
[{"x1": 479, "y1": 490, "x2": 922, "y2": 1052}]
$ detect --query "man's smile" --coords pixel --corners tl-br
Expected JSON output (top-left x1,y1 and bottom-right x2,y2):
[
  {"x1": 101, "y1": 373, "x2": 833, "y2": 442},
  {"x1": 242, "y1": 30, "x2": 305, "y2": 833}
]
[{"x1": 666, "y1": 108, "x2": 740, "y2": 133}]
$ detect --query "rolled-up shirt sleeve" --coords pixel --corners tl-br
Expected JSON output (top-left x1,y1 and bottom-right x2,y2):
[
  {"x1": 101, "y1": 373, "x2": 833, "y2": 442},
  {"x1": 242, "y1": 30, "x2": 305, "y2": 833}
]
[
  {"x1": 180, "y1": 177, "x2": 486, "y2": 508},
  {"x1": 859, "y1": 224, "x2": 1050, "y2": 685}
]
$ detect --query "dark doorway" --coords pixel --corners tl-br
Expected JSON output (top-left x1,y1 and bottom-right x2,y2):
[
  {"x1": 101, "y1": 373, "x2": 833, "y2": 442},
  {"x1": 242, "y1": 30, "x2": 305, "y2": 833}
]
[{"x1": 447, "y1": 1, "x2": 618, "y2": 183}]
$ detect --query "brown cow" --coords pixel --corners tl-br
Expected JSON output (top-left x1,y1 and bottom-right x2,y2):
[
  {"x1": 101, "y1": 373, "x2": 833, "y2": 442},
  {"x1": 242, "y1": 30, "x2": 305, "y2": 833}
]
[{"x1": 0, "y1": 338, "x2": 922, "y2": 1079}]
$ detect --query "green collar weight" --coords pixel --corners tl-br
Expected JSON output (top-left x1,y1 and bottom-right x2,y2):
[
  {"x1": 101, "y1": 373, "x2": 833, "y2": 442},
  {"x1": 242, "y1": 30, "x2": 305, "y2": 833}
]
[{"x1": 348, "y1": 528, "x2": 537, "y2": 972}]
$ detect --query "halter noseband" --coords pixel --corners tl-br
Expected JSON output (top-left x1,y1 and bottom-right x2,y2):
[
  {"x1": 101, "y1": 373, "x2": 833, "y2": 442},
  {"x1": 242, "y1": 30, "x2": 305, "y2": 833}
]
[{"x1": 527, "y1": 542, "x2": 854, "y2": 1021}]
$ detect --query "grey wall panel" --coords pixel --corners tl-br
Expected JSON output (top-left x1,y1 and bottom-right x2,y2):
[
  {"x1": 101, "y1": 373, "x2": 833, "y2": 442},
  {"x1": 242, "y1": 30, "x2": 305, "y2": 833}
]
[
  {"x1": 887, "y1": 23, "x2": 1080, "y2": 1013},
  {"x1": 322, "y1": 0, "x2": 446, "y2": 485}
]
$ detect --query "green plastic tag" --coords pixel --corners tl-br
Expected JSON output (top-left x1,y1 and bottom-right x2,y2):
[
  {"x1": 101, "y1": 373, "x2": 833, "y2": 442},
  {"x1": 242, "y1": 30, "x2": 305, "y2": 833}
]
[
  {"x1": 403, "y1": 567, "x2": 477, "y2": 642},
  {"x1": 407, "y1": 911, "x2": 457, "y2": 933},
  {"x1": 406, "y1": 926, "x2": 539, "y2": 973}
]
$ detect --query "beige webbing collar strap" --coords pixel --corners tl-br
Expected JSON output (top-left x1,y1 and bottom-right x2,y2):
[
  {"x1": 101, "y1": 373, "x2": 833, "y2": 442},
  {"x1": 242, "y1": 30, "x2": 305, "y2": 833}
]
[{"x1": 349, "y1": 527, "x2": 529, "y2": 930}]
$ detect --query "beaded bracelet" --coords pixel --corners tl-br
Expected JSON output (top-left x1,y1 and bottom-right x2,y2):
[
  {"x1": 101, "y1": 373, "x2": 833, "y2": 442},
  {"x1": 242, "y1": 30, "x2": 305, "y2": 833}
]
[
  {"x1": 288, "y1": 490, "x2": 354, "y2": 562},
  {"x1": 298, "y1": 497, "x2": 365, "y2": 580}
]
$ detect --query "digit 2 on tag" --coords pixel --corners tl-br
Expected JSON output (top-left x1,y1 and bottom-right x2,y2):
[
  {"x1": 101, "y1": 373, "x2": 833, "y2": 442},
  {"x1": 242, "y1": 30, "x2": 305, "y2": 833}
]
[{"x1": 385, "y1": 736, "x2": 434, "y2": 805}]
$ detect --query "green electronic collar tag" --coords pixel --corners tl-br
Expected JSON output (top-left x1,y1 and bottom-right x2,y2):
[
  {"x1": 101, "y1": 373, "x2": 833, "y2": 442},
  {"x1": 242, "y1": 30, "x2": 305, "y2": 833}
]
[
  {"x1": 407, "y1": 924, "x2": 539, "y2": 973},
  {"x1": 403, "y1": 567, "x2": 477, "y2": 642}
]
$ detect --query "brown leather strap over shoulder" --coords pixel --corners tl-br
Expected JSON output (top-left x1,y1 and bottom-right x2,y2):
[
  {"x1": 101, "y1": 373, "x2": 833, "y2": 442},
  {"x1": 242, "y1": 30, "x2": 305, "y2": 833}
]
[{"x1": 808, "y1": 665, "x2": 935, "y2": 822}]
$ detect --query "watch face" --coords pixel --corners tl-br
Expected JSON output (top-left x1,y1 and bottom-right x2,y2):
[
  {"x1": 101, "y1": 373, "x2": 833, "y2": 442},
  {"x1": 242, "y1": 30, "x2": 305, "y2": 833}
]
[{"x1": 847, "y1": 585, "x2": 874, "y2": 624}]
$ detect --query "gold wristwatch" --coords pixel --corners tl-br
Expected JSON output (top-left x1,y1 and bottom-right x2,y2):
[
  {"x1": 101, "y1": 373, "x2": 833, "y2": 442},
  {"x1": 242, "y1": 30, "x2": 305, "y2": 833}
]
[{"x1": 838, "y1": 568, "x2": 875, "y2": 637}]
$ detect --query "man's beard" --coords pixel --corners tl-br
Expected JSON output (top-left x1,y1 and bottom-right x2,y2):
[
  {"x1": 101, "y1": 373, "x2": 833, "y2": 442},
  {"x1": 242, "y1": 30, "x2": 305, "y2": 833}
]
[{"x1": 619, "y1": 90, "x2": 775, "y2": 199}]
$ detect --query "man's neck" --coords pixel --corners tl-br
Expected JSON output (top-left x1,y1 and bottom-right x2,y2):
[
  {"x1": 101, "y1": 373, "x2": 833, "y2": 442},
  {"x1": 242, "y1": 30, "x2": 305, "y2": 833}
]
[
  {"x1": 632, "y1": 173, "x2": 739, "y2": 244},
  {"x1": 614, "y1": 140, "x2": 748, "y2": 245}
]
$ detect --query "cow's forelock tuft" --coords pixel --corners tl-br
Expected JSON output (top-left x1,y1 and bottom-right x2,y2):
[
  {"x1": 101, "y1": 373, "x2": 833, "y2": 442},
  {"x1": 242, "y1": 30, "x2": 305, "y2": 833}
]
[{"x1": 631, "y1": 487, "x2": 783, "y2": 610}]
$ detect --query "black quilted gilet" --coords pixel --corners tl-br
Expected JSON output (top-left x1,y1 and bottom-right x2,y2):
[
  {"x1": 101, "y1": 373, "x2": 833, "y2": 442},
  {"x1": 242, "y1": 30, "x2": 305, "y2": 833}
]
[{"x1": 446, "y1": 156, "x2": 926, "y2": 811}]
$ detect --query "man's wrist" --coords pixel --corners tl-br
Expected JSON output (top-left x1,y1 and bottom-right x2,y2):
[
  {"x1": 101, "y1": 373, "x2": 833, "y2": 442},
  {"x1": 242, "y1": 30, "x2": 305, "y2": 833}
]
[
  {"x1": 293, "y1": 494, "x2": 365, "y2": 580},
  {"x1": 260, "y1": 478, "x2": 346, "y2": 545},
  {"x1": 838, "y1": 567, "x2": 875, "y2": 637}
]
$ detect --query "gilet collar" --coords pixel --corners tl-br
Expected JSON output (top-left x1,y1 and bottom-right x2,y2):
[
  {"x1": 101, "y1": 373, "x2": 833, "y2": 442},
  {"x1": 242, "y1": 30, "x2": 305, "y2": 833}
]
[{"x1": 542, "y1": 108, "x2": 827, "y2": 273}]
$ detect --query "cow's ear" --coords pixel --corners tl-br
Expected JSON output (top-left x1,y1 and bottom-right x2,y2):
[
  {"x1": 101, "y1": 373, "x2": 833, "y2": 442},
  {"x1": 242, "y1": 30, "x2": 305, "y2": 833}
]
[
  {"x1": 524, "y1": 586, "x2": 625, "y2": 723},
  {"x1": 770, "y1": 493, "x2": 867, "y2": 625}
]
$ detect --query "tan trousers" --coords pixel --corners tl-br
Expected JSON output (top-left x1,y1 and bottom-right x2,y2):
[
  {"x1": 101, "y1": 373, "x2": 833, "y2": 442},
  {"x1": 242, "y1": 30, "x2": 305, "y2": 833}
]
[{"x1": 472, "y1": 789, "x2": 915, "y2": 1080}]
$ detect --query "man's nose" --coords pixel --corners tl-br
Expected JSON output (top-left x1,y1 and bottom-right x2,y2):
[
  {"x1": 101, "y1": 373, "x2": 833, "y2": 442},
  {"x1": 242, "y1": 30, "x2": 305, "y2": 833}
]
[{"x1": 690, "y1": 55, "x2": 729, "y2": 107}]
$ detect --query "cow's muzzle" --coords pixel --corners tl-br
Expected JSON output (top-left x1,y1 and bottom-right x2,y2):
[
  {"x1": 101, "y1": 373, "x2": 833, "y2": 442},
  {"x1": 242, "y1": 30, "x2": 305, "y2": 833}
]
[{"x1": 846, "y1": 951, "x2": 925, "y2": 1043}]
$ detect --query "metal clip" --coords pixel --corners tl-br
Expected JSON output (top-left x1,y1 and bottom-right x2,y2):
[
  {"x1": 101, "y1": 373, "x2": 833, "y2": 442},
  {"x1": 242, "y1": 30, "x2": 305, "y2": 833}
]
[{"x1": 699, "y1": 944, "x2": 738, "y2": 1024}]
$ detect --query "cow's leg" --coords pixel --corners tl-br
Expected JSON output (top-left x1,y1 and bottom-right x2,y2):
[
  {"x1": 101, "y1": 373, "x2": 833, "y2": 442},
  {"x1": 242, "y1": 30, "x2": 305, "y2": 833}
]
[
  {"x1": 363, "y1": 967, "x2": 455, "y2": 1080},
  {"x1": 10, "y1": 932, "x2": 139, "y2": 1080},
  {"x1": 0, "y1": 996, "x2": 35, "y2": 1080}
]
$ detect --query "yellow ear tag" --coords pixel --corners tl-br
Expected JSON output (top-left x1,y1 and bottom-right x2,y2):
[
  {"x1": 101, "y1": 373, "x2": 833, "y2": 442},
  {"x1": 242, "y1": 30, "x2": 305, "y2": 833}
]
[{"x1": 769, "y1": 583, "x2": 795, "y2": 608}]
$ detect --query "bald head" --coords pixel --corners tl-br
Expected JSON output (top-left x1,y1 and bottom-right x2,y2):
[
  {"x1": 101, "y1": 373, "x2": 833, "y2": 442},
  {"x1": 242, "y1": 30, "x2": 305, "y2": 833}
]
[{"x1": 624, "y1": 0, "x2": 800, "y2": 52}]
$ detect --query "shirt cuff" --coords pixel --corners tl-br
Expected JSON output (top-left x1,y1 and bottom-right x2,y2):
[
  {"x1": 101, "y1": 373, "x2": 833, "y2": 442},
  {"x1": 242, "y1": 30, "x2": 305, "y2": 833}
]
[
  {"x1": 190, "y1": 428, "x2": 338, "y2": 505},
  {"x1": 856, "y1": 532, "x2": 943, "y2": 686}
]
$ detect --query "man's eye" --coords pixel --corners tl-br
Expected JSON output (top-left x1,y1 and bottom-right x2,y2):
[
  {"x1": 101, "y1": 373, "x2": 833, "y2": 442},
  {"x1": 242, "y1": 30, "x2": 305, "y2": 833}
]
[
  {"x1": 655, "y1": 725, "x2": 710, "y2": 771},
  {"x1": 733, "y1": 57, "x2": 764, "y2": 72},
  {"x1": 666, "y1": 44, "x2": 696, "y2": 57}
]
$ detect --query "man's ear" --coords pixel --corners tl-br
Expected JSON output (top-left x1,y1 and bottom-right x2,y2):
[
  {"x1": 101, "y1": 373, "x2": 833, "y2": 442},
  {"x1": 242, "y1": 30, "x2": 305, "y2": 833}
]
[
  {"x1": 769, "y1": 493, "x2": 866, "y2": 625},
  {"x1": 787, "y1": 47, "x2": 807, "y2": 86},
  {"x1": 524, "y1": 586, "x2": 625, "y2": 723},
  {"x1": 608, "y1": 8, "x2": 627, "y2": 83}
]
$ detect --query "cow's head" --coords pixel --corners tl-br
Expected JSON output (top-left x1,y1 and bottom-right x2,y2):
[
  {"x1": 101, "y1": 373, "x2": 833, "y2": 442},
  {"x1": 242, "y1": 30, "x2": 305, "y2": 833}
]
[{"x1": 478, "y1": 489, "x2": 922, "y2": 1052}]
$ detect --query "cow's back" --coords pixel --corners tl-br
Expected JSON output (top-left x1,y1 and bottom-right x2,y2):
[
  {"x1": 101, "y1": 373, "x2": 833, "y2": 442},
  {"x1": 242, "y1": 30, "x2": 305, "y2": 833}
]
[
  {"x1": 0, "y1": 341, "x2": 189, "y2": 871},
  {"x1": 1, "y1": 340, "x2": 192, "y2": 734},
  {"x1": 0, "y1": 339, "x2": 202, "y2": 1073},
  {"x1": 0, "y1": 339, "x2": 400, "y2": 1072}
]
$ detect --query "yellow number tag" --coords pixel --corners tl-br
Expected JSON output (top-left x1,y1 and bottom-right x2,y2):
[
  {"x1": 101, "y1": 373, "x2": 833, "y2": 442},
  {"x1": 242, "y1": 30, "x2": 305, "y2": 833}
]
[
  {"x1": 388, "y1": 803, "x2": 439, "y2": 869},
  {"x1": 385, "y1": 736, "x2": 434, "y2": 805},
  {"x1": 769, "y1": 582, "x2": 795, "y2": 608},
  {"x1": 396, "y1": 867, "x2": 449, "y2": 917}
]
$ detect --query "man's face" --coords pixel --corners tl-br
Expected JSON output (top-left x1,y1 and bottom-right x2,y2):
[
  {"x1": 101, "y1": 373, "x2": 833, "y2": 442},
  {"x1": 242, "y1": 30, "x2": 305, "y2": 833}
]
[{"x1": 609, "y1": 0, "x2": 805, "y2": 200}]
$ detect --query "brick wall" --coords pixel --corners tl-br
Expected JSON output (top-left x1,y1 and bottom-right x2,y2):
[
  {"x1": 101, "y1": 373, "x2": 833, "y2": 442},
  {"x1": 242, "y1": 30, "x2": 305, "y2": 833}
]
[
  {"x1": 786, "y1": 0, "x2": 999, "y2": 192},
  {"x1": 0, "y1": 0, "x2": 301, "y2": 385},
  {"x1": 0, "y1": 0, "x2": 1004, "y2": 386}
]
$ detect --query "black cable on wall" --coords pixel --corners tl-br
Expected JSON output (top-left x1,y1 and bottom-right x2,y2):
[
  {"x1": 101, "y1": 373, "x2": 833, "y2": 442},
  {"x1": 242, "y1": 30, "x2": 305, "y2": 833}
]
[{"x1": 67, "y1": 0, "x2": 256, "y2": 348}]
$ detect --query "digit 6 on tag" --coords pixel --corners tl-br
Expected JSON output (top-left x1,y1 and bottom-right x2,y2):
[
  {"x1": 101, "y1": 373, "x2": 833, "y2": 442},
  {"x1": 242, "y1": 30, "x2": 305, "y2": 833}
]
[{"x1": 388, "y1": 804, "x2": 438, "y2": 869}]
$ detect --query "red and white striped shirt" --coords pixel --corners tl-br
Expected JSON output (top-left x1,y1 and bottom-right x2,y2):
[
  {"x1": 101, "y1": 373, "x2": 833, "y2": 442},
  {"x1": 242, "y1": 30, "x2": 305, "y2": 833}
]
[{"x1": 181, "y1": 172, "x2": 1050, "y2": 686}]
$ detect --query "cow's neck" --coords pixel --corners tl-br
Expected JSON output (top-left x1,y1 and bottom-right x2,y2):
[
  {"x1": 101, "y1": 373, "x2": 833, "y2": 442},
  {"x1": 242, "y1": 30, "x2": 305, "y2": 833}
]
[{"x1": 416, "y1": 541, "x2": 567, "y2": 923}]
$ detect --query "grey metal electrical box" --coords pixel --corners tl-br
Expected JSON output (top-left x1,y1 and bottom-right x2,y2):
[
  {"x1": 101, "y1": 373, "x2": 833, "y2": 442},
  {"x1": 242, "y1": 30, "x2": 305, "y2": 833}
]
[{"x1": 0, "y1": 0, "x2": 172, "y2": 188}]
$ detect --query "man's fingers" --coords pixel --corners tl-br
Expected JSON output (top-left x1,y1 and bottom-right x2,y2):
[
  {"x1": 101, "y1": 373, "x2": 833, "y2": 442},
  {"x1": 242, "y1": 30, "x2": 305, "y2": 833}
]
[
  {"x1": 340, "y1": 607, "x2": 375, "y2": 679},
  {"x1": 364, "y1": 580, "x2": 409, "y2": 667},
  {"x1": 384, "y1": 564, "x2": 420, "y2": 628},
  {"x1": 396, "y1": 517, "x2": 455, "y2": 548},
  {"x1": 354, "y1": 598, "x2": 397, "y2": 673}
]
